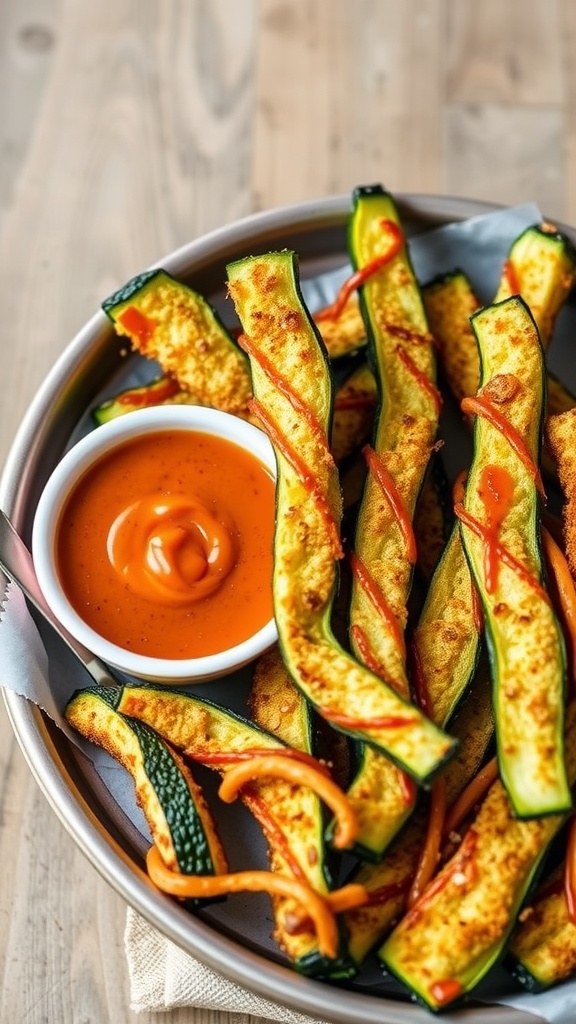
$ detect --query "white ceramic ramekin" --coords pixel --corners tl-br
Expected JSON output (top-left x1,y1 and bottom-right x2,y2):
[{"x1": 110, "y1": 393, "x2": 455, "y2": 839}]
[{"x1": 31, "y1": 404, "x2": 278, "y2": 683}]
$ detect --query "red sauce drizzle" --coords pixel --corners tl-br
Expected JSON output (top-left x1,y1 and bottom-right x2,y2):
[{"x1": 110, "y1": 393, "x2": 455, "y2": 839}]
[
  {"x1": 350, "y1": 623, "x2": 391, "y2": 681},
  {"x1": 118, "y1": 377, "x2": 181, "y2": 407},
  {"x1": 237, "y1": 333, "x2": 335, "y2": 468},
  {"x1": 188, "y1": 747, "x2": 331, "y2": 777},
  {"x1": 314, "y1": 219, "x2": 404, "y2": 322},
  {"x1": 320, "y1": 707, "x2": 419, "y2": 730},
  {"x1": 395, "y1": 347, "x2": 442, "y2": 415},
  {"x1": 350, "y1": 623, "x2": 407, "y2": 699},
  {"x1": 117, "y1": 306, "x2": 157, "y2": 347},
  {"x1": 398, "y1": 770, "x2": 417, "y2": 806},
  {"x1": 476, "y1": 464, "x2": 515, "y2": 593},
  {"x1": 461, "y1": 394, "x2": 545, "y2": 498},
  {"x1": 454, "y1": 502, "x2": 551, "y2": 605},
  {"x1": 349, "y1": 551, "x2": 406, "y2": 657},
  {"x1": 430, "y1": 979, "x2": 463, "y2": 1007},
  {"x1": 249, "y1": 399, "x2": 343, "y2": 559},
  {"x1": 385, "y1": 323, "x2": 433, "y2": 346},
  {"x1": 403, "y1": 828, "x2": 479, "y2": 929},
  {"x1": 363, "y1": 444, "x2": 417, "y2": 564},
  {"x1": 502, "y1": 258, "x2": 521, "y2": 295},
  {"x1": 242, "y1": 787, "x2": 307, "y2": 882}
]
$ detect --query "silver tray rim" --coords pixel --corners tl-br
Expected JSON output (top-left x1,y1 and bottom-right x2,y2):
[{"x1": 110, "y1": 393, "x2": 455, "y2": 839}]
[{"x1": 0, "y1": 191, "x2": 560, "y2": 1024}]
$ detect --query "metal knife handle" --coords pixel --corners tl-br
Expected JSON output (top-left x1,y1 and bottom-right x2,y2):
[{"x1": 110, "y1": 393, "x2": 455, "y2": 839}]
[{"x1": 0, "y1": 509, "x2": 119, "y2": 687}]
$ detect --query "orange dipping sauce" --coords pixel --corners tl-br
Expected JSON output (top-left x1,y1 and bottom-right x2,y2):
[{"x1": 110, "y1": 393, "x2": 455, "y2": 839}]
[{"x1": 56, "y1": 429, "x2": 275, "y2": 659}]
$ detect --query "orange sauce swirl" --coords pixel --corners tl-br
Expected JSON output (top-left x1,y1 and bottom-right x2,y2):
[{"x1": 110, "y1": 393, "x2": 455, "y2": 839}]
[
  {"x1": 56, "y1": 429, "x2": 275, "y2": 658},
  {"x1": 107, "y1": 494, "x2": 237, "y2": 605}
]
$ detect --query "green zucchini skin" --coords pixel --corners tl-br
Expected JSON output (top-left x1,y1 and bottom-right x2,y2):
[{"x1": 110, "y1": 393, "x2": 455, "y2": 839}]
[
  {"x1": 102, "y1": 268, "x2": 252, "y2": 417},
  {"x1": 493, "y1": 223, "x2": 576, "y2": 349},
  {"x1": 348, "y1": 184, "x2": 439, "y2": 694},
  {"x1": 343, "y1": 672, "x2": 494, "y2": 966},
  {"x1": 249, "y1": 649, "x2": 356, "y2": 979},
  {"x1": 92, "y1": 375, "x2": 195, "y2": 424},
  {"x1": 462, "y1": 296, "x2": 570, "y2": 818},
  {"x1": 116, "y1": 683, "x2": 355, "y2": 977},
  {"x1": 226, "y1": 248, "x2": 456, "y2": 787},
  {"x1": 102, "y1": 269, "x2": 159, "y2": 312},
  {"x1": 65, "y1": 687, "x2": 227, "y2": 889},
  {"x1": 377, "y1": 699, "x2": 576, "y2": 1011},
  {"x1": 340, "y1": 184, "x2": 443, "y2": 857},
  {"x1": 508, "y1": 865, "x2": 576, "y2": 992}
]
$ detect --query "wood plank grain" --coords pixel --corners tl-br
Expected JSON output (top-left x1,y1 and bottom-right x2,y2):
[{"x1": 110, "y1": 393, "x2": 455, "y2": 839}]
[
  {"x1": 446, "y1": 0, "x2": 563, "y2": 104},
  {"x1": 252, "y1": 0, "x2": 444, "y2": 208},
  {"x1": 560, "y1": 0, "x2": 576, "y2": 222},
  {"x1": 0, "y1": 0, "x2": 61, "y2": 234},
  {"x1": 0, "y1": 0, "x2": 257, "y2": 468},
  {"x1": 444, "y1": 104, "x2": 564, "y2": 217}
]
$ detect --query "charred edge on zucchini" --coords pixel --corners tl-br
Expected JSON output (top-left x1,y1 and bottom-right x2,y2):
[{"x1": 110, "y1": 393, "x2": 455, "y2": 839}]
[{"x1": 226, "y1": 247, "x2": 456, "y2": 788}]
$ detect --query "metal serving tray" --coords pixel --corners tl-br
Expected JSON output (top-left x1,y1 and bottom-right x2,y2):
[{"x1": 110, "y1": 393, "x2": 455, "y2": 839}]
[{"x1": 2, "y1": 193, "x2": 569, "y2": 1024}]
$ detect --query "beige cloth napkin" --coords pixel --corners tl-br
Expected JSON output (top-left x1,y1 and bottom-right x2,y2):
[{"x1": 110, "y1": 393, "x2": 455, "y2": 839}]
[{"x1": 124, "y1": 908, "x2": 330, "y2": 1021}]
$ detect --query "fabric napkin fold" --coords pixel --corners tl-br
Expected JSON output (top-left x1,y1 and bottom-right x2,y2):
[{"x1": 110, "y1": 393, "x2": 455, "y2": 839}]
[{"x1": 125, "y1": 908, "x2": 330, "y2": 1021}]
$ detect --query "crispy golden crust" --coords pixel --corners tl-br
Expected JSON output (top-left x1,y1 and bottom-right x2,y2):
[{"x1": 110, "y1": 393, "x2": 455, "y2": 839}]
[
  {"x1": 382, "y1": 780, "x2": 563, "y2": 1006},
  {"x1": 113, "y1": 276, "x2": 253, "y2": 417},
  {"x1": 65, "y1": 691, "x2": 228, "y2": 874},
  {"x1": 316, "y1": 294, "x2": 366, "y2": 358},
  {"x1": 510, "y1": 868, "x2": 576, "y2": 988},
  {"x1": 423, "y1": 273, "x2": 480, "y2": 402}
]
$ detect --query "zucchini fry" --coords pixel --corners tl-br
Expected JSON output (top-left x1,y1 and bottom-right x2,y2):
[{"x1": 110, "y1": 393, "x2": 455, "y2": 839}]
[
  {"x1": 509, "y1": 864, "x2": 576, "y2": 992},
  {"x1": 410, "y1": 467, "x2": 482, "y2": 728},
  {"x1": 115, "y1": 683, "x2": 357, "y2": 975},
  {"x1": 92, "y1": 375, "x2": 199, "y2": 424},
  {"x1": 379, "y1": 700, "x2": 576, "y2": 1012},
  {"x1": 65, "y1": 687, "x2": 228, "y2": 883},
  {"x1": 227, "y1": 248, "x2": 455, "y2": 786},
  {"x1": 546, "y1": 409, "x2": 576, "y2": 580},
  {"x1": 344, "y1": 673, "x2": 494, "y2": 965},
  {"x1": 339, "y1": 185, "x2": 444, "y2": 858},
  {"x1": 102, "y1": 269, "x2": 253, "y2": 417},
  {"x1": 248, "y1": 648, "x2": 355, "y2": 977},
  {"x1": 423, "y1": 223, "x2": 576, "y2": 405},
  {"x1": 459, "y1": 297, "x2": 570, "y2": 817}
]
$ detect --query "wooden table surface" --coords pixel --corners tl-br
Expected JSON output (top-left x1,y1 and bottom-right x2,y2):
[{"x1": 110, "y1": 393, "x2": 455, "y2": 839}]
[{"x1": 1, "y1": 2, "x2": 575, "y2": 1021}]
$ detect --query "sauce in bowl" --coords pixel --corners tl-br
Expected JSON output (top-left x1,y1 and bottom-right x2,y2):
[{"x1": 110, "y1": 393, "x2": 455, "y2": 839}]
[{"x1": 55, "y1": 429, "x2": 275, "y2": 659}]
